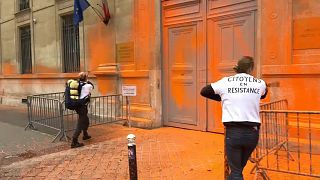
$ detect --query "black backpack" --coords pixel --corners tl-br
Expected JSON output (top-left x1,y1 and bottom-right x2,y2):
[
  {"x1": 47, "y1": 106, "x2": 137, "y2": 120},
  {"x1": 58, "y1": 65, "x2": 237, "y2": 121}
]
[{"x1": 64, "y1": 79, "x2": 88, "y2": 110}]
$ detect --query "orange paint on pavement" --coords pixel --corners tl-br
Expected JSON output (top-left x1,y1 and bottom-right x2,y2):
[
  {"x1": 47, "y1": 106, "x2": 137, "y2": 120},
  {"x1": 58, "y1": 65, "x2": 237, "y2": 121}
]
[{"x1": 0, "y1": 120, "x2": 318, "y2": 179}]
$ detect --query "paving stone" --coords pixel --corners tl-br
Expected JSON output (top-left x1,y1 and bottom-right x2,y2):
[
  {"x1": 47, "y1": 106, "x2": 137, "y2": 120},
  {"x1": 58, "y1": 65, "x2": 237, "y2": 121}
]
[{"x1": 1, "y1": 126, "x2": 296, "y2": 179}]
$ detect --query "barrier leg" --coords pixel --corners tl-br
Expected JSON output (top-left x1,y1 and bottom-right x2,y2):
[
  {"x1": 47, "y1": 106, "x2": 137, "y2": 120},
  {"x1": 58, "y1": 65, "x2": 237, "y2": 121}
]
[
  {"x1": 25, "y1": 98, "x2": 36, "y2": 130},
  {"x1": 250, "y1": 159, "x2": 270, "y2": 180},
  {"x1": 276, "y1": 142, "x2": 294, "y2": 161},
  {"x1": 25, "y1": 123, "x2": 36, "y2": 130}
]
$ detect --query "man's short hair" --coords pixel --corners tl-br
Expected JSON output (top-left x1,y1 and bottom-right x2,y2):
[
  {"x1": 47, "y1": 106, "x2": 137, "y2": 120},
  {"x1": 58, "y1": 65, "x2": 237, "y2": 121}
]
[
  {"x1": 78, "y1": 72, "x2": 88, "y2": 81},
  {"x1": 233, "y1": 56, "x2": 254, "y2": 73}
]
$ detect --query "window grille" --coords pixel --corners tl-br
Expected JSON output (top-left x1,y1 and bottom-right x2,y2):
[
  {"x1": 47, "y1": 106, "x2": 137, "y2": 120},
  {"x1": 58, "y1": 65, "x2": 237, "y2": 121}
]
[
  {"x1": 20, "y1": 25, "x2": 32, "y2": 74},
  {"x1": 61, "y1": 14, "x2": 80, "y2": 73},
  {"x1": 19, "y1": 0, "x2": 30, "y2": 11}
]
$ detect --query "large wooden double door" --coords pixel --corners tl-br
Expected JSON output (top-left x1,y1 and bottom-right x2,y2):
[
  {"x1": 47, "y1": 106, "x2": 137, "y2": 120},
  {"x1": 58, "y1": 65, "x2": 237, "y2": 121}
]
[{"x1": 162, "y1": 0, "x2": 256, "y2": 132}]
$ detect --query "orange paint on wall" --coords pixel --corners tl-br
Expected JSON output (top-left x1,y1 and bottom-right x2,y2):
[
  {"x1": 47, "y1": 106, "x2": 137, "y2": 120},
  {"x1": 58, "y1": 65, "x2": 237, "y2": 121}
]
[
  {"x1": 35, "y1": 64, "x2": 59, "y2": 73},
  {"x1": 2, "y1": 63, "x2": 17, "y2": 75},
  {"x1": 265, "y1": 77, "x2": 320, "y2": 110},
  {"x1": 95, "y1": 77, "x2": 117, "y2": 96},
  {"x1": 134, "y1": 0, "x2": 155, "y2": 70},
  {"x1": 87, "y1": 0, "x2": 158, "y2": 100},
  {"x1": 87, "y1": 23, "x2": 114, "y2": 72},
  {"x1": 87, "y1": 23, "x2": 115, "y2": 95},
  {"x1": 261, "y1": 0, "x2": 320, "y2": 111}
]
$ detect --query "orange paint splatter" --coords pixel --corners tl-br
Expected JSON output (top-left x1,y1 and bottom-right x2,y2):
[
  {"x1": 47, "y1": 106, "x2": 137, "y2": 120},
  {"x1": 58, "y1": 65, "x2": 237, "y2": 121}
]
[
  {"x1": 35, "y1": 64, "x2": 59, "y2": 73},
  {"x1": 87, "y1": 23, "x2": 114, "y2": 72},
  {"x1": 2, "y1": 63, "x2": 17, "y2": 74}
]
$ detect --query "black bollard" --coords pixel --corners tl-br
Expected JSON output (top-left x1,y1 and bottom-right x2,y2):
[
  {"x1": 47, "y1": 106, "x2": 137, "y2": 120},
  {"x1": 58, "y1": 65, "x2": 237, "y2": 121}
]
[{"x1": 127, "y1": 134, "x2": 138, "y2": 180}]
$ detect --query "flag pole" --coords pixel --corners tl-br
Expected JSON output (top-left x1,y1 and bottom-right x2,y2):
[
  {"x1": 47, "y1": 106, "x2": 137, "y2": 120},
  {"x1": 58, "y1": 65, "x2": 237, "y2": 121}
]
[{"x1": 89, "y1": 4, "x2": 105, "y2": 22}]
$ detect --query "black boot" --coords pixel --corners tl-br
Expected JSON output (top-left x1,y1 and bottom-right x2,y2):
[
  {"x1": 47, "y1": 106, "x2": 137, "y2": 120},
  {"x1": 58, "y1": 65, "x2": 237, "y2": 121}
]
[
  {"x1": 71, "y1": 138, "x2": 84, "y2": 148},
  {"x1": 83, "y1": 131, "x2": 91, "y2": 140}
]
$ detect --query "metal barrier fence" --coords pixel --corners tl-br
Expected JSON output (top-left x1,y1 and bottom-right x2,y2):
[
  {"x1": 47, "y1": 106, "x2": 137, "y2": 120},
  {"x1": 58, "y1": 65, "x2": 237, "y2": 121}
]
[
  {"x1": 32, "y1": 92, "x2": 65, "y2": 100},
  {"x1": 250, "y1": 99, "x2": 289, "y2": 179},
  {"x1": 249, "y1": 99, "x2": 320, "y2": 179},
  {"x1": 25, "y1": 92, "x2": 129, "y2": 142},
  {"x1": 63, "y1": 95, "x2": 129, "y2": 134},
  {"x1": 253, "y1": 110, "x2": 320, "y2": 179},
  {"x1": 260, "y1": 99, "x2": 288, "y2": 111},
  {"x1": 25, "y1": 96, "x2": 64, "y2": 142}
]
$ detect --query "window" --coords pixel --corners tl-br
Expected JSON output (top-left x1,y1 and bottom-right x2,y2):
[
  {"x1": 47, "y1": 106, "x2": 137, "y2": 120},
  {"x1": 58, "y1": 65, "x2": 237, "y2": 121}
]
[
  {"x1": 20, "y1": 25, "x2": 32, "y2": 74},
  {"x1": 61, "y1": 14, "x2": 80, "y2": 73},
  {"x1": 19, "y1": 0, "x2": 30, "y2": 11}
]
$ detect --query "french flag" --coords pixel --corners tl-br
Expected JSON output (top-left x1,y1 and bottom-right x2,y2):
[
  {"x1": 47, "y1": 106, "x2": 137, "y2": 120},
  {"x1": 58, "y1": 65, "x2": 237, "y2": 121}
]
[{"x1": 101, "y1": 0, "x2": 111, "y2": 25}]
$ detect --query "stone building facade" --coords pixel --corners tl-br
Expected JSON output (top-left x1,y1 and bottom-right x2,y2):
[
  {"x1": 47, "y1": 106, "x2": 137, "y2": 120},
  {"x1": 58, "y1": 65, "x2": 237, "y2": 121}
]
[{"x1": 0, "y1": 0, "x2": 162, "y2": 128}]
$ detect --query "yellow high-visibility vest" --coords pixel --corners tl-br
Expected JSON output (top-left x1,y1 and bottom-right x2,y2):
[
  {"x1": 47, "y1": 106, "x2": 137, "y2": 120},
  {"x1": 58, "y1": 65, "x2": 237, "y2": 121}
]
[{"x1": 67, "y1": 79, "x2": 80, "y2": 100}]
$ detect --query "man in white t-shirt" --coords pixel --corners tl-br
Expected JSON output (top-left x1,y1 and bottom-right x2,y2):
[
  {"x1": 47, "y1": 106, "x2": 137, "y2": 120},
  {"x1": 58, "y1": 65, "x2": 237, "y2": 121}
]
[
  {"x1": 80, "y1": 83, "x2": 94, "y2": 99},
  {"x1": 201, "y1": 56, "x2": 268, "y2": 180},
  {"x1": 71, "y1": 72, "x2": 94, "y2": 148}
]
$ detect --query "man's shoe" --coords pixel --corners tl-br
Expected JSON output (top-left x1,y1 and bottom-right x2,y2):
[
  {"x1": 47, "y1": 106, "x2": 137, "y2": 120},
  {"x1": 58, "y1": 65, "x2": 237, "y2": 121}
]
[
  {"x1": 71, "y1": 141, "x2": 84, "y2": 148},
  {"x1": 83, "y1": 135, "x2": 92, "y2": 140}
]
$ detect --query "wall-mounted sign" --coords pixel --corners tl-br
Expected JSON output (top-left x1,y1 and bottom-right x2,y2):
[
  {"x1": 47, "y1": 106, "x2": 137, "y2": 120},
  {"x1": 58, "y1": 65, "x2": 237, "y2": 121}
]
[
  {"x1": 293, "y1": 17, "x2": 320, "y2": 50},
  {"x1": 116, "y1": 42, "x2": 134, "y2": 63},
  {"x1": 122, "y1": 85, "x2": 137, "y2": 96}
]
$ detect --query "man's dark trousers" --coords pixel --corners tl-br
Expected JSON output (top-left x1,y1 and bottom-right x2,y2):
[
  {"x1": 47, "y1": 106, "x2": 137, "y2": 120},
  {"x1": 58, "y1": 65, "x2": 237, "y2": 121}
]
[
  {"x1": 72, "y1": 105, "x2": 89, "y2": 139},
  {"x1": 225, "y1": 126, "x2": 259, "y2": 180}
]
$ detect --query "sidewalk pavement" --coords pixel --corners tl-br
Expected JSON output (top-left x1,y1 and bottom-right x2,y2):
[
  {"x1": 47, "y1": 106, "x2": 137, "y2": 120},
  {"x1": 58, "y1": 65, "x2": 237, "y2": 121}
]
[
  {"x1": 0, "y1": 104, "x2": 69, "y2": 166},
  {"x1": 1, "y1": 106, "x2": 317, "y2": 180},
  {"x1": 0, "y1": 124, "x2": 230, "y2": 180},
  {"x1": 2, "y1": 125, "x2": 319, "y2": 180}
]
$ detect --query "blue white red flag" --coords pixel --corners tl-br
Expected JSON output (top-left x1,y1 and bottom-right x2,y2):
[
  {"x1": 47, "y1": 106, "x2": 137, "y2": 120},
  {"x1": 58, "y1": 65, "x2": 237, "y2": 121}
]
[
  {"x1": 101, "y1": 0, "x2": 111, "y2": 25},
  {"x1": 73, "y1": 0, "x2": 90, "y2": 26}
]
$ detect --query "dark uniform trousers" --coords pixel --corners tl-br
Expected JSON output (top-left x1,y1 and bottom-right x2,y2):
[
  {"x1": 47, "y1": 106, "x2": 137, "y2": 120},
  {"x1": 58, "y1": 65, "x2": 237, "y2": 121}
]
[
  {"x1": 225, "y1": 126, "x2": 259, "y2": 180},
  {"x1": 72, "y1": 104, "x2": 90, "y2": 139}
]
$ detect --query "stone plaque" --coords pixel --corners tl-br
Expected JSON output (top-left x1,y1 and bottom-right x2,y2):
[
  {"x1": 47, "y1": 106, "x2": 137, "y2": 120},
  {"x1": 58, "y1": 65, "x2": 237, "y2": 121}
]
[
  {"x1": 293, "y1": 17, "x2": 320, "y2": 50},
  {"x1": 116, "y1": 42, "x2": 134, "y2": 63}
]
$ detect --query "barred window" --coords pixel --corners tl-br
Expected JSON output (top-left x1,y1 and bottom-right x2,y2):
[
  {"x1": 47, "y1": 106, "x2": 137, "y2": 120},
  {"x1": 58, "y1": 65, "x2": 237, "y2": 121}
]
[
  {"x1": 61, "y1": 14, "x2": 80, "y2": 73},
  {"x1": 20, "y1": 25, "x2": 32, "y2": 74},
  {"x1": 19, "y1": 0, "x2": 30, "y2": 11}
]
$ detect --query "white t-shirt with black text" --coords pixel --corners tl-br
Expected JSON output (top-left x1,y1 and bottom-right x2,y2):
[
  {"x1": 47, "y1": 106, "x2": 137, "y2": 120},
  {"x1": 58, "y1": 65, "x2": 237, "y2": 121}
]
[
  {"x1": 211, "y1": 73, "x2": 267, "y2": 123},
  {"x1": 80, "y1": 83, "x2": 93, "y2": 99}
]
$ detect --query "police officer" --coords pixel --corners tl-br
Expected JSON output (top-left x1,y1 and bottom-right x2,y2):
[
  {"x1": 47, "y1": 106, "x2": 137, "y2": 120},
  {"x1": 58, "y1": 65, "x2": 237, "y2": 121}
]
[
  {"x1": 71, "y1": 72, "x2": 94, "y2": 148},
  {"x1": 201, "y1": 56, "x2": 268, "y2": 179}
]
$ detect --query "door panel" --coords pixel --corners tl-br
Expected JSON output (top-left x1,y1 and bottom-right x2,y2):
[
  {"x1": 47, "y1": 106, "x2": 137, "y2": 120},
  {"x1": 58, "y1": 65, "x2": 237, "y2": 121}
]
[
  {"x1": 162, "y1": 0, "x2": 206, "y2": 130},
  {"x1": 162, "y1": 0, "x2": 256, "y2": 132},
  {"x1": 207, "y1": 11, "x2": 256, "y2": 132},
  {"x1": 214, "y1": 12, "x2": 255, "y2": 65},
  {"x1": 209, "y1": 0, "x2": 255, "y2": 9},
  {"x1": 168, "y1": 25, "x2": 197, "y2": 125},
  {"x1": 163, "y1": 22, "x2": 205, "y2": 130}
]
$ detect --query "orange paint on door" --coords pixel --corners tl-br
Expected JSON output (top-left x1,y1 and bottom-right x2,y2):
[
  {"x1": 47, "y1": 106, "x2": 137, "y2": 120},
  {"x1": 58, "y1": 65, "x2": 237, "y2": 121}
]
[{"x1": 169, "y1": 25, "x2": 197, "y2": 109}]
